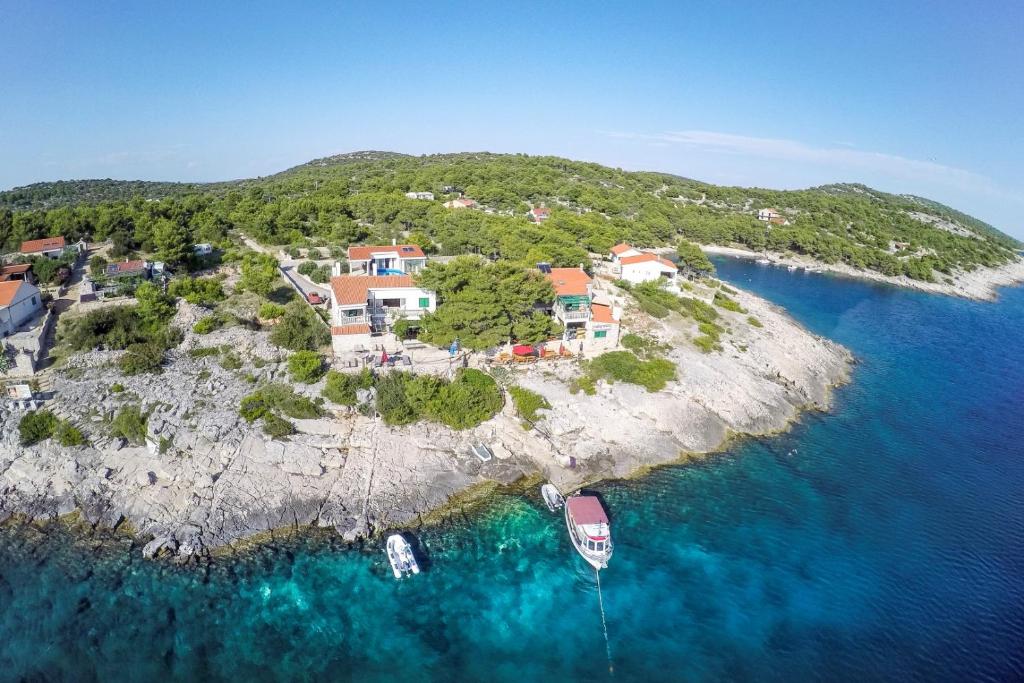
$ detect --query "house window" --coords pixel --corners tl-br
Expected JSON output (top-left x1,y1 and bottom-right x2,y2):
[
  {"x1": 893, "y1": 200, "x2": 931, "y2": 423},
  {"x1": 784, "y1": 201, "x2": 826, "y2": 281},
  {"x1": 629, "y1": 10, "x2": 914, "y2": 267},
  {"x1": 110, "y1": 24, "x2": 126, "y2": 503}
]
[
  {"x1": 31, "y1": 296, "x2": 38, "y2": 305},
  {"x1": 594, "y1": 330, "x2": 607, "y2": 339},
  {"x1": 419, "y1": 297, "x2": 430, "y2": 308}
]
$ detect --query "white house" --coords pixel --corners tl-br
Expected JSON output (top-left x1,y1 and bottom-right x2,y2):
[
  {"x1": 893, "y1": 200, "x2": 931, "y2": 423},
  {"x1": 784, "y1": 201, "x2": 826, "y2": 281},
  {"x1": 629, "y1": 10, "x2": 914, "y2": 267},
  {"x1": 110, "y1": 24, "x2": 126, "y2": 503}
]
[
  {"x1": 757, "y1": 208, "x2": 781, "y2": 222},
  {"x1": 528, "y1": 207, "x2": 551, "y2": 222},
  {"x1": 0, "y1": 280, "x2": 43, "y2": 338},
  {"x1": 329, "y1": 273, "x2": 436, "y2": 354},
  {"x1": 542, "y1": 266, "x2": 621, "y2": 354},
  {"x1": 404, "y1": 191, "x2": 435, "y2": 201},
  {"x1": 617, "y1": 252, "x2": 678, "y2": 284},
  {"x1": 347, "y1": 244, "x2": 427, "y2": 275},
  {"x1": 443, "y1": 198, "x2": 477, "y2": 209},
  {"x1": 20, "y1": 236, "x2": 67, "y2": 260},
  {"x1": 609, "y1": 243, "x2": 643, "y2": 263}
]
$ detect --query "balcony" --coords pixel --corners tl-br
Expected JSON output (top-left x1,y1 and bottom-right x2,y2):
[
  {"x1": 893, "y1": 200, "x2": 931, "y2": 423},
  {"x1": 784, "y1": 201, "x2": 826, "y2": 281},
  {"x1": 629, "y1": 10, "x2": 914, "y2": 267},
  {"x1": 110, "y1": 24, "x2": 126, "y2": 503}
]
[{"x1": 553, "y1": 301, "x2": 590, "y2": 322}]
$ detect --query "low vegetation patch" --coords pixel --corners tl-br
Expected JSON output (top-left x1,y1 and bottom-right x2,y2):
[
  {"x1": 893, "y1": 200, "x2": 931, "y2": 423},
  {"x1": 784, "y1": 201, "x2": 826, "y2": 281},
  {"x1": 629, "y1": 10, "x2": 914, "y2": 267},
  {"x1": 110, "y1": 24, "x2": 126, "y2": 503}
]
[
  {"x1": 508, "y1": 386, "x2": 551, "y2": 424},
  {"x1": 109, "y1": 405, "x2": 148, "y2": 446},
  {"x1": 269, "y1": 301, "x2": 330, "y2": 351},
  {"x1": 574, "y1": 350, "x2": 676, "y2": 393},
  {"x1": 119, "y1": 341, "x2": 167, "y2": 375},
  {"x1": 258, "y1": 302, "x2": 286, "y2": 320},
  {"x1": 288, "y1": 351, "x2": 326, "y2": 383},
  {"x1": 168, "y1": 276, "x2": 225, "y2": 306},
  {"x1": 747, "y1": 316, "x2": 763, "y2": 328},
  {"x1": 322, "y1": 368, "x2": 374, "y2": 406},
  {"x1": 621, "y1": 333, "x2": 670, "y2": 359},
  {"x1": 18, "y1": 411, "x2": 58, "y2": 446},
  {"x1": 240, "y1": 383, "x2": 324, "y2": 423},
  {"x1": 713, "y1": 291, "x2": 746, "y2": 313}
]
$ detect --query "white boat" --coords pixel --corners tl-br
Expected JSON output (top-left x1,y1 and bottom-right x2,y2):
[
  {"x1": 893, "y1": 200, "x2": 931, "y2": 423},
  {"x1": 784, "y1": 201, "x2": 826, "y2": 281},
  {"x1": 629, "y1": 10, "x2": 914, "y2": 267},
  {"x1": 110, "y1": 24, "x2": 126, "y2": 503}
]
[
  {"x1": 756, "y1": 258, "x2": 770, "y2": 265},
  {"x1": 541, "y1": 483, "x2": 565, "y2": 512},
  {"x1": 386, "y1": 534, "x2": 420, "y2": 579},
  {"x1": 564, "y1": 493, "x2": 613, "y2": 570},
  {"x1": 787, "y1": 265, "x2": 798, "y2": 271}
]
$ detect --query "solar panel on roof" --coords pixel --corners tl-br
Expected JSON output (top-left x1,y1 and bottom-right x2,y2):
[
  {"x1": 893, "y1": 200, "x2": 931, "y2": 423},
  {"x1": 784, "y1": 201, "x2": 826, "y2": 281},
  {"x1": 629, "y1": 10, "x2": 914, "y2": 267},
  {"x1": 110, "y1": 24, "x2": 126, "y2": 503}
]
[
  {"x1": 537, "y1": 262, "x2": 552, "y2": 274},
  {"x1": 401, "y1": 246, "x2": 415, "y2": 252}
]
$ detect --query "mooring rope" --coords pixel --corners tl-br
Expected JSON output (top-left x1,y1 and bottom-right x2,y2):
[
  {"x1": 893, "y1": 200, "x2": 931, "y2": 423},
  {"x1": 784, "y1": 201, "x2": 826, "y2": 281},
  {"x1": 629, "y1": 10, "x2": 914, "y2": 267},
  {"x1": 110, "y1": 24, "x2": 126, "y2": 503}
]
[{"x1": 595, "y1": 567, "x2": 614, "y2": 677}]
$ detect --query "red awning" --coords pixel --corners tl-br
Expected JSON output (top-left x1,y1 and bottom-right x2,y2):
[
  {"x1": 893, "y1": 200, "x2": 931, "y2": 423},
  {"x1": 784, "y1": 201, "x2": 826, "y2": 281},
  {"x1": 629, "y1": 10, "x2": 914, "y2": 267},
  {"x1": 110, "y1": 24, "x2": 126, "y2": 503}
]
[{"x1": 567, "y1": 496, "x2": 608, "y2": 525}]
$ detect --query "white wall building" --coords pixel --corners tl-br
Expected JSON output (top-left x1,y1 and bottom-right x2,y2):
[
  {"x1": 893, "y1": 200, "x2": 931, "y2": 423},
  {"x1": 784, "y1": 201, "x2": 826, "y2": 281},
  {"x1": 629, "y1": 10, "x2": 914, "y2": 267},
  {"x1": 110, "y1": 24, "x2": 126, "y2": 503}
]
[
  {"x1": 347, "y1": 244, "x2": 427, "y2": 275},
  {"x1": 329, "y1": 273, "x2": 437, "y2": 354},
  {"x1": 404, "y1": 191, "x2": 435, "y2": 201},
  {"x1": 0, "y1": 280, "x2": 43, "y2": 338},
  {"x1": 609, "y1": 243, "x2": 643, "y2": 263},
  {"x1": 618, "y1": 252, "x2": 678, "y2": 284}
]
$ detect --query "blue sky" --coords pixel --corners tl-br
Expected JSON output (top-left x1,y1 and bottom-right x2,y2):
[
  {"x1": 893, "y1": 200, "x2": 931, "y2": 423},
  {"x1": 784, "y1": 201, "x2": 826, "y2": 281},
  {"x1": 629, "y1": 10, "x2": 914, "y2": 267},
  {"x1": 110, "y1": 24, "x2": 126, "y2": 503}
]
[{"x1": 2, "y1": 1, "x2": 1022, "y2": 236}]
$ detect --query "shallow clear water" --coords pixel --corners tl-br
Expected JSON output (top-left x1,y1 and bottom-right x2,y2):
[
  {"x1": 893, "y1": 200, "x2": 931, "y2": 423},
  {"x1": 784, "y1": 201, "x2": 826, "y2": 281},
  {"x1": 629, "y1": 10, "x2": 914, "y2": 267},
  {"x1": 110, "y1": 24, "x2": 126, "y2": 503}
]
[{"x1": 2, "y1": 260, "x2": 1023, "y2": 682}]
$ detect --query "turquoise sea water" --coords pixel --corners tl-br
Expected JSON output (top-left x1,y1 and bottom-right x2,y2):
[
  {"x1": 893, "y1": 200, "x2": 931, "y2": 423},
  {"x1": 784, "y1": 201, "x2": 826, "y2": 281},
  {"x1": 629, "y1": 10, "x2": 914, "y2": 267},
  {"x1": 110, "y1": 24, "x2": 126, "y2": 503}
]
[{"x1": 2, "y1": 259, "x2": 1023, "y2": 682}]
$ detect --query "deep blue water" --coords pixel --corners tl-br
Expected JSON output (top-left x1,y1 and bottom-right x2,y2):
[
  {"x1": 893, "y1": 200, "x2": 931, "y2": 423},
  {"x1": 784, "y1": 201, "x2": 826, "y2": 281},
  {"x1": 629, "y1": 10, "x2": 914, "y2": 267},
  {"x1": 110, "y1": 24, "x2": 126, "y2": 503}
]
[{"x1": 2, "y1": 260, "x2": 1023, "y2": 682}]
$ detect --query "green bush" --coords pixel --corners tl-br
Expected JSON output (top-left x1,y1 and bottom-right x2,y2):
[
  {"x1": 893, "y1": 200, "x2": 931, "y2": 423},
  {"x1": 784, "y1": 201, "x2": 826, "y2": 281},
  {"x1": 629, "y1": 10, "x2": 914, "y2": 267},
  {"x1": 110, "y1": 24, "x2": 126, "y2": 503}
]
[
  {"x1": 19, "y1": 411, "x2": 58, "y2": 446},
  {"x1": 322, "y1": 368, "x2": 374, "y2": 406},
  {"x1": 258, "y1": 302, "x2": 286, "y2": 320},
  {"x1": 187, "y1": 346, "x2": 220, "y2": 358},
  {"x1": 375, "y1": 373, "x2": 420, "y2": 425},
  {"x1": 110, "y1": 406, "x2": 148, "y2": 445},
  {"x1": 192, "y1": 314, "x2": 229, "y2": 335},
  {"x1": 432, "y1": 369, "x2": 503, "y2": 429},
  {"x1": 240, "y1": 384, "x2": 323, "y2": 424},
  {"x1": 583, "y1": 351, "x2": 676, "y2": 392},
  {"x1": 55, "y1": 420, "x2": 86, "y2": 447},
  {"x1": 747, "y1": 316, "x2": 763, "y2": 328},
  {"x1": 288, "y1": 351, "x2": 325, "y2": 383},
  {"x1": 262, "y1": 412, "x2": 295, "y2": 439},
  {"x1": 168, "y1": 276, "x2": 225, "y2": 306},
  {"x1": 119, "y1": 342, "x2": 165, "y2": 375},
  {"x1": 219, "y1": 351, "x2": 243, "y2": 370},
  {"x1": 621, "y1": 333, "x2": 670, "y2": 359},
  {"x1": 269, "y1": 301, "x2": 330, "y2": 351},
  {"x1": 713, "y1": 291, "x2": 746, "y2": 313},
  {"x1": 509, "y1": 386, "x2": 551, "y2": 423},
  {"x1": 110, "y1": 382, "x2": 126, "y2": 393}
]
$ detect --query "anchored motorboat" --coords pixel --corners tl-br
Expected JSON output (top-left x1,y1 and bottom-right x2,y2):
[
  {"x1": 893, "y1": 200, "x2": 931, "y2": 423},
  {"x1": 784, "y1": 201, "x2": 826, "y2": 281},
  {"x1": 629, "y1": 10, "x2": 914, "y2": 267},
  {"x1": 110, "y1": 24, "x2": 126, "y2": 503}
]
[
  {"x1": 564, "y1": 493, "x2": 613, "y2": 570},
  {"x1": 541, "y1": 483, "x2": 565, "y2": 512},
  {"x1": 386, "y1": 534, "x2": 420, "y2": 579}
]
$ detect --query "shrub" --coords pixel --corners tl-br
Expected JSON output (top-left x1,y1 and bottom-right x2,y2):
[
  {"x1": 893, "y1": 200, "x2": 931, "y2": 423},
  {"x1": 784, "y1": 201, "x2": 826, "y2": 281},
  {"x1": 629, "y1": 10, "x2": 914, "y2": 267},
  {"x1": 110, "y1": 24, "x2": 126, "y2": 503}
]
[
  {"x1": 584, "y1": 351, "x2": 676, "y2": 392},
  {"x1": 19, "y1": 411, "x2": 58, "y2": 446},
  {"x1": 89, "y1": 255, "x2": 108, "y2": 276},
  {"x1": 187, "y1": 346, "x2": 220, "y2": 358},
  {"x1": 322, "y1": 368, "x2": 374, "y2": 406},
  {"x1": 509, "y1": 386, "x2": 551, "y2": 423},
  {"x1": 168, "y1": 277, "x2": 225, "y2": 306},
  {"x1": 192, "y1": 315, "x2": 222, "y2": 335},
  {"x1": 110, "y1": 382, "x2": 126, "y2": 393},
  {"x1": 55, "y1": 420, "x2": 87, "y2": 447},
  {"x1": 621, "y1": 333, "x2": 670, "y2": 359},
  {"x1": 431, "y1": 369, "x2": 503, "y2": 429},
  {"x1": 288, "y1": 351, "x2": 325, "y2": 383},
  {"x1": 747, "y1": 316, "x2": 763, "y2": 328},
  {"x1": 262, "y1": 412, "x2": 295, "y2": 439},
  {"x1": 258, "y1": 302, "x2": 286, "y2": 320},
  {"x1": 119, "y1": 342, "x2": 165, "y2": 375},
  {"x1": 713, "y1": 291, "x2": 745, "y2": 313},
  {"x1": 240, "y1": 384, "x2": 323, "y2": 424},
  {"x1": 269, "y1": 301, "x2": 330, "y2": 351},
  {"x1": 110, "y1": 406, "x2": 148, "y2": 445},
  {"x1": 375, "y1": 373, "x2": 420, "y2": 426},
  {"x1": 219, "y1": 351, "x2": 243, "y2": 370}
]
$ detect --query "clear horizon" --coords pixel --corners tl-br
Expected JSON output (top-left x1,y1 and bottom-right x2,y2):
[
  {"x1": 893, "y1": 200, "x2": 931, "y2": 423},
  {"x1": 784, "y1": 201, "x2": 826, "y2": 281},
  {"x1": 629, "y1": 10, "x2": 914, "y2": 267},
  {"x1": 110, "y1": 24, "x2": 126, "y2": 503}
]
[{"x1": 2, "y1": 1, "x2": 1022, "y2": 238}]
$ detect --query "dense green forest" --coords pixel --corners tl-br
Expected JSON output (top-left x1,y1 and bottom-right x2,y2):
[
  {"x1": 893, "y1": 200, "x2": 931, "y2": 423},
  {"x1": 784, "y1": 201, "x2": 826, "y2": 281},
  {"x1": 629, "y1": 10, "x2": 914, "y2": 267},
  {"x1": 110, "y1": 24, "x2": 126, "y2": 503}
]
[{"x1": 1, "y1": 152, "x2": 1019, "y2": 282}]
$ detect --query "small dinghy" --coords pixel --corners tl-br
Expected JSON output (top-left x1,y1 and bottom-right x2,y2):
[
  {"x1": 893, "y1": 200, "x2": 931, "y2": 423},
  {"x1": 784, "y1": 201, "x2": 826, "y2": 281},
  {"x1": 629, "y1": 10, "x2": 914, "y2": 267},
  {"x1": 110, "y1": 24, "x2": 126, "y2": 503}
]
[
  {"x1": 386, "y1": 534, "x2": 420, "y2": 579},
  {"x1": 541, "y1": 483, "x2": 565, "y2": 512},
  {"x1": 565, "y1": 493, "x2": 613, "y2": 570},
  {"x1": 756, "y1": 258, "x2": 770, "y2": 265}
]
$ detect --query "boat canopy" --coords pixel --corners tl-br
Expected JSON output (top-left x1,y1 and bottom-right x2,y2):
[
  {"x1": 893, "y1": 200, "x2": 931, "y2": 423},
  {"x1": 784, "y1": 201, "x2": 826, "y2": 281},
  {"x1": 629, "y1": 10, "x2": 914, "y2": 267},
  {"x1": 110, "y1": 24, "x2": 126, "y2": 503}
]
[{"x1": 567, "y1": 496, "x2": 608, "y2": 525}]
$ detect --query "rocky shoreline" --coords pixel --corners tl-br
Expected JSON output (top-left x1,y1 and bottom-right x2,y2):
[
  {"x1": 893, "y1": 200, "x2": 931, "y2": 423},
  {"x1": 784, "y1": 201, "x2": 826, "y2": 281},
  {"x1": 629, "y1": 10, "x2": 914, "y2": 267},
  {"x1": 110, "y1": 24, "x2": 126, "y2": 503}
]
[
  {"x1": 0, "y1": 285, "x2": 852, "y2": 561},
  {"x1": 701, "y1": 244, "x2": 1024, "y2": 301}
]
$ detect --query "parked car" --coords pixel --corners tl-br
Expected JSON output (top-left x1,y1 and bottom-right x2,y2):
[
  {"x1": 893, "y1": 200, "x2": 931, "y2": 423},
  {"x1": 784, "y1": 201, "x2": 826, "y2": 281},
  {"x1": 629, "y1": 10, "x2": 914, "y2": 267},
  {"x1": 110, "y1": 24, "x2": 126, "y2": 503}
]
[{"x1": 306, "y1": 292, "x2": 325, "y2": 305}]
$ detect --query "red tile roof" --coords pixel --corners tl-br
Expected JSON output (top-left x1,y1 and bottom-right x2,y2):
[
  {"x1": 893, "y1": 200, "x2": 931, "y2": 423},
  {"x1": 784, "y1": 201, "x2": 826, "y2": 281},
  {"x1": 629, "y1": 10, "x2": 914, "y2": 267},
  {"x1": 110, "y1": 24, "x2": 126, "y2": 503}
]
[
  {"x1": 108, "y1": 259, "x2": 147, "y2": 274},
  {"x1": 0, "y1": 280, "x2": 29, "y2": 306},
  {"x1": 0, "y1": 264, "x2": 32, "y2": 281},
  {"x1": 331, "y1": 324, "x2": 371, "y2": 336},
  {"x1": 619, "y1": 252, "x2": 677, "y2": 269},
  {"x1": 545, "y1": 268, "x2": 592, "y2": 297},
  {"x1": 610, "y1": 243, "x2": 634, "y2": 255},
  {"x1": 591, "y1": 303, "x2": 616, "y2": 324},
  {"x1": 20, "y1": 236, "x2": 65, "y2": 253},
  {"x1": 530, "y1": 207, "x2": 550, "y2": 215},
  {"x1": 330, "y1": 275, "x2": 414, "y2": 306},
  {"x1": 347, "y1": 244, "x2": 425, "y2": 261},
  {"x1": 567, "y1": 496, "x2": 608, "y2": 525}
]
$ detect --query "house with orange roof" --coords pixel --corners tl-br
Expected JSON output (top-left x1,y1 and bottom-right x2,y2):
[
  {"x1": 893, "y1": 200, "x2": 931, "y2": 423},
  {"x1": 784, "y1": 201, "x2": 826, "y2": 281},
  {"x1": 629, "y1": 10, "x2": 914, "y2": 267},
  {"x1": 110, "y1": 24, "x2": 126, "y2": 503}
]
[
  {"x1": 540, "y1": 264, "x2": 622, "y2": 352},
  {"x1": 0, "y1": 280, "x2": 42, "y2": 338},
  {"x1": 442, "y1": 198, "x2": 477, "y2": 210},
  {"x1": 617, "y1": 252, "x2": 678, "y2": 284},
  {"x1": 347, "y1": 243, "x2": 427, "y2": 276},
  {"x1": 328, "y1": 268, "x2": 436, "y2": 354},
  {"x1": 0, "y1": 263, "x2": 35, "y2": 284},
  {"x1": 527, "y1": 207, "x2": 551, "y2": 222},
  {"x1": 609, "y1": 243, "x2": 643, "y2": 263},
  {"x1": 19, "y1": 236, "x2": 67, "y2": 260}
]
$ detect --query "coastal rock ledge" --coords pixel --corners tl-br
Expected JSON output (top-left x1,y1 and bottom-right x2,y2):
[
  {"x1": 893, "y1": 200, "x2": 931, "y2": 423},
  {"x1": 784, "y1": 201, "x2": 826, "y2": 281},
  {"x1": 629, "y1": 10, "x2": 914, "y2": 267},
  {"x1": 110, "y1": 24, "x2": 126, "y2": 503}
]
[{"x1": 0, "y1": 285, "x2": 851, "y2": 559}]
